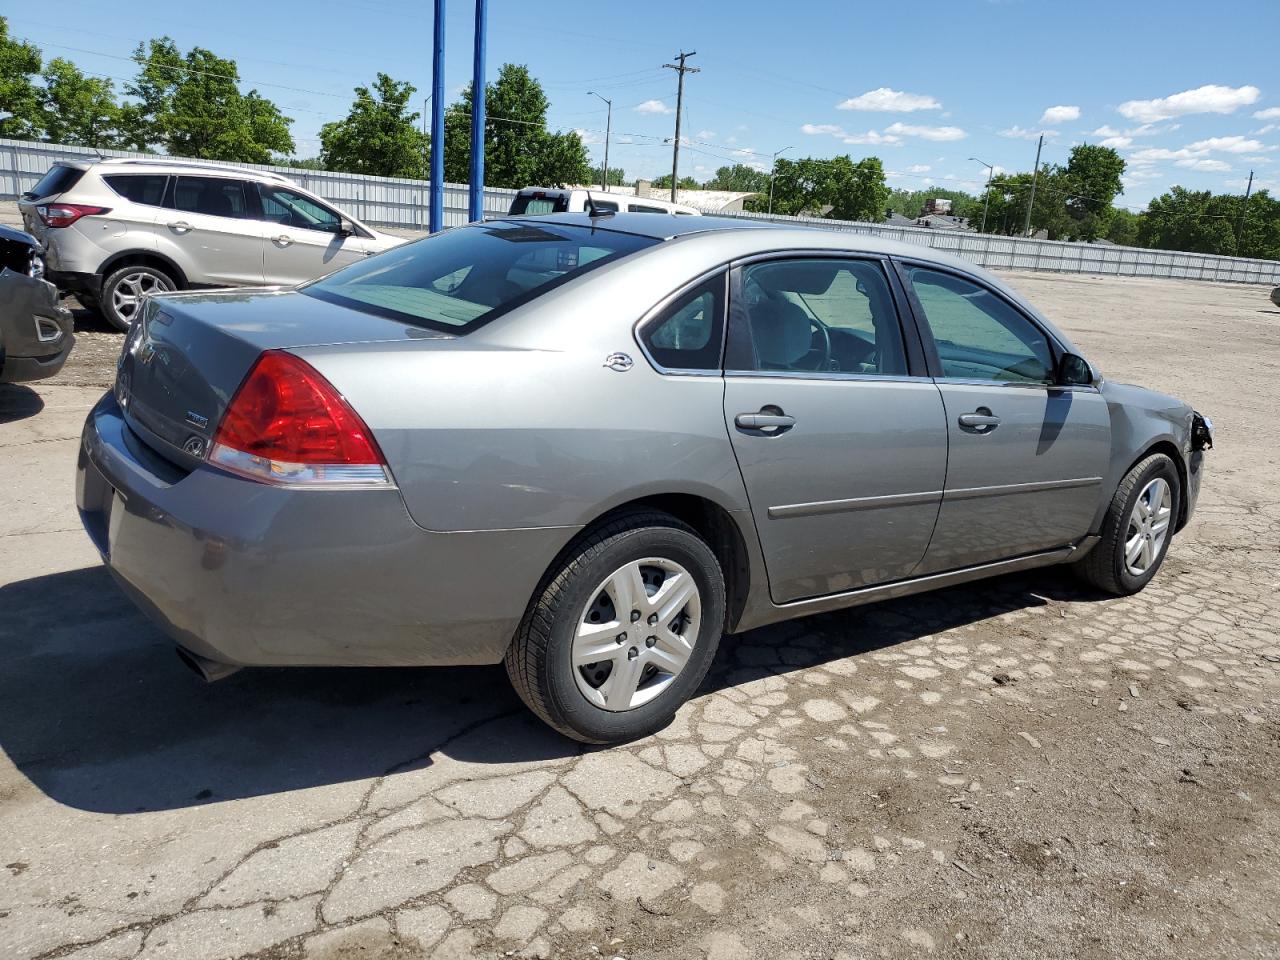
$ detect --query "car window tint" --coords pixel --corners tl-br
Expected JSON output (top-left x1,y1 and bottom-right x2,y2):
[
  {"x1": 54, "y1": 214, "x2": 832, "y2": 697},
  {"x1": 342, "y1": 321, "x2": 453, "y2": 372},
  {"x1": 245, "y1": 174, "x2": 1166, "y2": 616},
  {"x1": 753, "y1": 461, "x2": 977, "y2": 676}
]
[
  {"x1": 510, "y1": 194, "x2": 568, "y2": 214},
  {"x1": 24, "y1": 164, "x2": 84, "y2": 200},
  {"x1": 171, "y1": 177, "x2": 250, "y2": 219},
  {"x1": 641, "y1": 274, "x2": 725, "y2": 371},
  {"x1": 590, "y1": 199, "x2": 619, "y2": 213},
  {"x1": 906, "y1": 267, "x2": 1053, "y2": 383},
  {"x1": 630, "y1": 205, "x2": 668, "y2": 214},
  {"x1": 103, "y1": 174, "x2": 167, "y2": 207},
  {"x1": 735, "y1": 259, "x2": 907, "y2": 375},
  {"x1": 258, "y1": 185, "x2": 342, "y2": 233},
  {"x1": 303, "y1": 221, "x2": 657, "y2": 333}
]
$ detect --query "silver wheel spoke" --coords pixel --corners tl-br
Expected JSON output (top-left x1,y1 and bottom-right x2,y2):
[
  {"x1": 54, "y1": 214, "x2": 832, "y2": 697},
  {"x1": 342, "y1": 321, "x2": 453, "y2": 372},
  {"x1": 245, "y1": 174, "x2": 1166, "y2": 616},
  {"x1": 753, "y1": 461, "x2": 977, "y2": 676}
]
[
  {"x1": 606, "y1": 563, "x2": 647, "y2": 619},
  {"x1": 1125, "y1": 534, "x2": 1145, "y2": 566},
  {"x1": 1124, "y1": 476, "x2": 1175, "y2": 576},
  {"x1": 653, "y1": 572, "x2": 696, "y2": 624},
  {"x1": 1140, "y1": 536, "x2": 1155, "y2": 568},
  {"x1": 602, "y1": 651, "x2": 645, "y2": 710},
  {"x1": 649, "y1": 628, "x2": 693, "y2": 674},
  {"x1": 573, "y1": 631, "x2": 622, "y2": 666}
]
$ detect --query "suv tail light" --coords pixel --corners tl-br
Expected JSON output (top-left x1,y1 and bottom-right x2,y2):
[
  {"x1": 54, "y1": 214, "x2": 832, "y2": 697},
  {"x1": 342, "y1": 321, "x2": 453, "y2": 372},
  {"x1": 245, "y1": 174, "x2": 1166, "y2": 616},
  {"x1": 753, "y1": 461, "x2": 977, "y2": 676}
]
[
  {"x1": 209, "y1": 351, "x2": 391, "y2": 487},
  {"x1": 35, "y1": 203, "x2": 111, "y2": 228}
]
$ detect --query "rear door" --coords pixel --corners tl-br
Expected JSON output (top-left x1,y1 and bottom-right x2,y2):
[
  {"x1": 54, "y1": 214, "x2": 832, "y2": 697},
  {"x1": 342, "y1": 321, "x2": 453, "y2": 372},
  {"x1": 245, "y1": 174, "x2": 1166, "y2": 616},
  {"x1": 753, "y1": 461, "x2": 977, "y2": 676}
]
[
  {"x1": 722, "y1": 254, "x2": 948, "y2": 604},
  {"x1": 898, "y1": 263, "x2": 1111, "y2": 572},
  {"x1": 256, "y1": 183, "x2": 372, "y2": 285},
  {"x1": 163, "y1": 176, "x2": 267, "y2": 286}
]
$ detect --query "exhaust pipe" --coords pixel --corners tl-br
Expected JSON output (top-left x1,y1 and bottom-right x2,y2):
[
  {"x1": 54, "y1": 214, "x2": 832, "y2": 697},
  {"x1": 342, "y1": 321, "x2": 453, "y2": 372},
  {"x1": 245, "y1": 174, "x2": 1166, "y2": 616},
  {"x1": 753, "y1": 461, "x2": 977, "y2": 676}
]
[{"x1": 175, "y1": 647, "x2": 242, "y2": 682}]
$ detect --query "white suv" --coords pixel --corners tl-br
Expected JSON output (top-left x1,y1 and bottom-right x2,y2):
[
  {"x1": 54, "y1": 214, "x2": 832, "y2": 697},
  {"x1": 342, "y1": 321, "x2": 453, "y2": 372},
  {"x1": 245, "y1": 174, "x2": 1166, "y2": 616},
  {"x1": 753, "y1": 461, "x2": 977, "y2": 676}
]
[{"x1": 19, "y1": 159, "x2": 403, "y2": 329}]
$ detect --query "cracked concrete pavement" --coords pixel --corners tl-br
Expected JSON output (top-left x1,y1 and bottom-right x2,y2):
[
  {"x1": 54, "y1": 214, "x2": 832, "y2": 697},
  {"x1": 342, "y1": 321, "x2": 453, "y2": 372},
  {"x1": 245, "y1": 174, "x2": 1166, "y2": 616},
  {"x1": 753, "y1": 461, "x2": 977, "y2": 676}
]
[{"x1": 1, "y1": 269, "x2": 1278, "y2": 959}]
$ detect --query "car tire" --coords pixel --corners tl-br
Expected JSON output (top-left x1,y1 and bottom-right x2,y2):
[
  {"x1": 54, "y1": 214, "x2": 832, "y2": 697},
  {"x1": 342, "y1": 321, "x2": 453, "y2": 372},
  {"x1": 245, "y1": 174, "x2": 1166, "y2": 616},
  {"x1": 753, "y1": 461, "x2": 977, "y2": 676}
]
[
  {"x1": 505, "y1": 510, "x2": 726, "y2": 744},
  {"x1": 101, "y1": 264, "x2": 176, "y2": 331},
  {"x1": 1073, "y1": 452, "x2": 1181, "y2": 596}
]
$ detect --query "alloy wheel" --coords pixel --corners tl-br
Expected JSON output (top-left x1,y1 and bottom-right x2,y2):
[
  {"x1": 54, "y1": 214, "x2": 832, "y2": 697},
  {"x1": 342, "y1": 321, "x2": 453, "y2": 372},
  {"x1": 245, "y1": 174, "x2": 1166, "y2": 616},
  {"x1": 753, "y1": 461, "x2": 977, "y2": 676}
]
[
  {"x1": 1124, "y1": 477, "x2": 1172, "y2": 576},
  {"x1": 572, "y1": 557, "x2": 701, "y2": 712},
  {"x1": 112, "y1": 271, "x2": 172, "y2": 324}
]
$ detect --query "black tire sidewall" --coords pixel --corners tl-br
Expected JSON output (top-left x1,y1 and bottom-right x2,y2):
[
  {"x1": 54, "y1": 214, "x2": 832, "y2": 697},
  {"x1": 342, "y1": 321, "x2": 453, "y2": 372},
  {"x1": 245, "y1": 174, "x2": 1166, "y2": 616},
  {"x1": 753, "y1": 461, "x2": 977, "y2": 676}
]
[
  {"x1": 1111, "y1": 456, "x2": 1180, "y2": 593},
  {"x1": 542, "y1": 525, "x2": 725, "y2": 743},
  {"x1": 102, "y1": 266, "x2": 173, "y2": 331}
]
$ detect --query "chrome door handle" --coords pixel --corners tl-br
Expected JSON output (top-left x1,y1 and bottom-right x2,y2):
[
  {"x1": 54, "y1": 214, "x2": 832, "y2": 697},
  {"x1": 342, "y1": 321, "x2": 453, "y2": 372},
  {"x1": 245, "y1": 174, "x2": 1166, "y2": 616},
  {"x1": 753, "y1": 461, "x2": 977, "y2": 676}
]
[
  {"x1": 958, "y1": 410, "x2": 1001, "y2": 431},
  {"x1": 167, "y1": 220, "x2": 193, "y2": 233},
  {"x1": 273, "y1": 234, "x2": 293, "y2": 246},
  {"x1": 735, "y1": 411, "x2": 796, "y2": 432}
]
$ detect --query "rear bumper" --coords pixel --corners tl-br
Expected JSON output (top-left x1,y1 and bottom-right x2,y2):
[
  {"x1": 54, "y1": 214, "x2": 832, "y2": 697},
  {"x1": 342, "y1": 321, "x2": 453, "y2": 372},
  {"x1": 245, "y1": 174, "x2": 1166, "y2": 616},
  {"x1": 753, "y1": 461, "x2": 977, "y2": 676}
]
[
  {"x1": 0, "y1": 271, "x2": 75, "y2": 383},
  {"x1": 77, "y1": 393, "x2": 579, "y2": 668},
  {"x1": 47, "y1": 269, "x2": 101, "y2": 300}
]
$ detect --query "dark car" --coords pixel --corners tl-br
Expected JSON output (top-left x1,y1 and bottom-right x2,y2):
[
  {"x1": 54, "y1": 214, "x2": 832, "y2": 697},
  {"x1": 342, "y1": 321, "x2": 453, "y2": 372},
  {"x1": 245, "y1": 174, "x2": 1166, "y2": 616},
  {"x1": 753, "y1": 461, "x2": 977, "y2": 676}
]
[{"x1": 0, "y1": 224, "x2": 74, "y2": 384}]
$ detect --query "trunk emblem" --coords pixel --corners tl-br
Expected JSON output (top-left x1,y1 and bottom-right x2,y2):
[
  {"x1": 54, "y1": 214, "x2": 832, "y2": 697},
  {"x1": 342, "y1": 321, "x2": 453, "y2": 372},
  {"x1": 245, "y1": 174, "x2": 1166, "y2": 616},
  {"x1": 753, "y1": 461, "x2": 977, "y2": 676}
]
[
  {"x1": 185, "y1": 410, "x2": 210, "y2": 429},
  {"x1": 603, "y1": 352, "x2": 634, "y2": 372}
]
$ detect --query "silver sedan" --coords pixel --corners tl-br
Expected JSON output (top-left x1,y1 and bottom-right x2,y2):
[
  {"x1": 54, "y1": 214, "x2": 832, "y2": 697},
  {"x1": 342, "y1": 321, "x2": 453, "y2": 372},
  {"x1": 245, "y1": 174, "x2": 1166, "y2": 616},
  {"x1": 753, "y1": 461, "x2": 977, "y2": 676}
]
[{"x1": 77, "y1": 213, "x2": 1212, "y2": 743}]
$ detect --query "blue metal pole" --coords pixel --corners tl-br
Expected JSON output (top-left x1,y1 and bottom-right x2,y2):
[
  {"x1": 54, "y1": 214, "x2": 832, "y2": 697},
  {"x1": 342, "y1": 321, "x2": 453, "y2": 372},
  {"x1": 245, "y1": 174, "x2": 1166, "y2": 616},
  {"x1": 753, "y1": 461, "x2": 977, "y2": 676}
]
[
  {"x1": 468, "y1": 0, "x2": 487, "y2": 222},
  {"x1": 429, "y1": 0, "x2": 446, "y2": 233}
]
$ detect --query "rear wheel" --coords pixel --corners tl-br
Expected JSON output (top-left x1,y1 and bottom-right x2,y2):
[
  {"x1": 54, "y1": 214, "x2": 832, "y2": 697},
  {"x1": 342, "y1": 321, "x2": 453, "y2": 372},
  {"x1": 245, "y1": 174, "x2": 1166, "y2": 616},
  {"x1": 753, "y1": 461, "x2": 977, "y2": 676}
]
[
  {"x1": 1074, "y1": 452, "x2": 1180, "y2": 595},
  {"x1": 102, "y1": 264, "x2": 175, "y2": 331},
  {"x1": 505, "y1": 510, "x2": 725, "y2": 744}
]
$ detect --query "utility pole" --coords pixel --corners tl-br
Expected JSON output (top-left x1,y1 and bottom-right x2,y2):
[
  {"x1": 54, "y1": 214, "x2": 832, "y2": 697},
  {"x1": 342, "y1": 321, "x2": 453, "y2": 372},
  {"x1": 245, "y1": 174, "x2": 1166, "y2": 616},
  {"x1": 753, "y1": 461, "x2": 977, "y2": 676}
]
[
  {"x1": 1022, "y1": 133, "x2": 1043, "y2": 238},
  {"x1": 589, "y1": 91, "x2": 612, "y2": 192},
  {"x1": 768, "y1": 145, "x2": 792, "y2": 215},
  {"x1": 1237, "y1": 169, "x2": 1254, "y2": 256},
  {"x1": 428, "y1": 0, "x2": 446, "y2": 233},
  {"x1": 969, "y1": 156, "x2": 994, "y2": 232},
  {"x1": 663, "y1": 51, "x2": 698, "y2": 203},
  {"x1": 467, "y1": 0, "x2": 488, "y2": 223}
]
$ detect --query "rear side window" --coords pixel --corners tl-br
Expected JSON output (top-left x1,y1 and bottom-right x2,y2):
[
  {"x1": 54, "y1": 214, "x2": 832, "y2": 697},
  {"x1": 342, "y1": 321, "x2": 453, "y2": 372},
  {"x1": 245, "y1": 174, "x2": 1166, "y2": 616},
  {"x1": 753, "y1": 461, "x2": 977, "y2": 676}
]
[
  {"x1": 24, "y1": 164, "x2": 84, "y2": 200},
  {"x1": 170, "y1": 176, "x2": 250, "y2": 219},
  {"x1": 303, "y1": 221, "x2": 657, "y2": 333},
  {"x1": 103, "y1": 174, "x2": 168, "y2": 207},
  {"x1": 510, "y1": 193, "x2": 569, "y2": 215},
  {"x1": 630, "y1": 205, "x2": 669, "y2": 214},
  {"x1": 640, "y1": 274, "x2": 726, "y2": 371}
]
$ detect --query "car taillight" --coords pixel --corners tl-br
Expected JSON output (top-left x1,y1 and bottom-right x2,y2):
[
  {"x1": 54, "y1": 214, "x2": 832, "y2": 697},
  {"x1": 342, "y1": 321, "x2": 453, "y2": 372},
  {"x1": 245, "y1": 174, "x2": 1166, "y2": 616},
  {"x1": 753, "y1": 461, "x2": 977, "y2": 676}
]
[
  {"x1": 35, "y1": 203, "x2": 111, "y2": 228},
  {"x1": 209, "y1": 350, "x2": 391, "y2": 487}
]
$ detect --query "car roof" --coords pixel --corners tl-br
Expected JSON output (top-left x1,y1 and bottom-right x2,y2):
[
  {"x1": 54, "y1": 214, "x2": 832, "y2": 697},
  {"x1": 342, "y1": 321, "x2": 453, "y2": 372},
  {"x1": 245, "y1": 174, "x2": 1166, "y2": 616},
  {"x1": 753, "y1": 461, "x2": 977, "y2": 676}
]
[{"x1": 55, "y1": 157, "x2": 297, "y2": 185}]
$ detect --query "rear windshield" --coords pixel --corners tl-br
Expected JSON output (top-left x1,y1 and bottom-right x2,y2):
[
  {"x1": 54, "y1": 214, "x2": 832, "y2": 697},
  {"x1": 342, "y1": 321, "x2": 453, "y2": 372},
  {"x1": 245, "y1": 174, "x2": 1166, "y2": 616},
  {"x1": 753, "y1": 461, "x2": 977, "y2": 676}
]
[
  {"x1": 23, "y1": 164, "x2": 85, "y2": 200},
  {"x1": 510, "y1": 193, "x2": 570, "y2": 215},
  {"x1": 303, "y1": 221, "x2": 657, "y2": 333}
]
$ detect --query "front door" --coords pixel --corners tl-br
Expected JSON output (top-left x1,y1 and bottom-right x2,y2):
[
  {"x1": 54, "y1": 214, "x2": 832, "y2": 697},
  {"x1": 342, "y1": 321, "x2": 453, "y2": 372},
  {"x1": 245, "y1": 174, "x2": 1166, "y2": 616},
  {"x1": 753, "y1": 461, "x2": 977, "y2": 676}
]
[
  {"x1": 899, "y1": 265, "x2": 1112, "y2": 572},
  {"x1": 723, "y1": 256, "x2": 949, "y2": 604},
  {"x1": 164, "y1": 176, "x2": 267, "y2": 286},
  {"x1": 256, "y1": 184, "x2": 372, "y2": 285}
]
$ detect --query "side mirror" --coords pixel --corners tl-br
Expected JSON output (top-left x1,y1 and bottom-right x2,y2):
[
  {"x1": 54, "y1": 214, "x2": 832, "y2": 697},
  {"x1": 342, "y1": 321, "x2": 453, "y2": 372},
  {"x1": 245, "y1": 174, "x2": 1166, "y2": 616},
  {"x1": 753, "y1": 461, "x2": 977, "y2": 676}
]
[
  {"x1": 1057, "y1": 352, "x2": 1094, "y2": 387},
  {"x1": 337, "y1": 217, "x2": 356, "y2": 237}
]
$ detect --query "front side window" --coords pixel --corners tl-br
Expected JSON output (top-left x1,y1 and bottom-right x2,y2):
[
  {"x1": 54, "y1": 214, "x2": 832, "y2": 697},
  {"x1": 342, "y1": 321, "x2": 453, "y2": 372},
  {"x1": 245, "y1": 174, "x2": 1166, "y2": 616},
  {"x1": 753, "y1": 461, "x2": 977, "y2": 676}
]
[
  {"x1": 258, "y1": 185, "x2": 342, "y2": 233},
  {"x1": 103, "y1": 174, "x2": 168, "y2": 207},
  {"x1": 303, "y1": 221, "x2": 657, "y2": 333},
  {"x1": 510, "y1": 193, "x2": 569, "y2": 215},
  {"x1": 640, "y1": 274, "x2": 725, "y2": 371},
  {"x1": 732, "y1": 258, "x2": 908, "y2": 375},
  {"x1": 171, "y1": 177, "x2": 250, "y2": 219},
  {"x1": 905, "y1": 267, "x2": 1053, "y2": 383}
]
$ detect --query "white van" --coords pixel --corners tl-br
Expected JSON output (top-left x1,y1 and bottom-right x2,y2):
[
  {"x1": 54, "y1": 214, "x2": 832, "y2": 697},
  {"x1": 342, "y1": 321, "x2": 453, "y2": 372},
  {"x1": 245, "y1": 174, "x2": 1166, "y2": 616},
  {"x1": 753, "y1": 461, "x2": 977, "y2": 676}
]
[{"x1": 509, "y1": 187, "x2": 701, "y2": 217}]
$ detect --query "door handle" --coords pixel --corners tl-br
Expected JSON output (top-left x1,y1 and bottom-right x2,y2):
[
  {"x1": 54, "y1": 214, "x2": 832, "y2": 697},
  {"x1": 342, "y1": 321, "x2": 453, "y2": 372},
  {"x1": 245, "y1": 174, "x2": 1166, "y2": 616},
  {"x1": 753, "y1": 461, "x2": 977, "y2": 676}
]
[
  {"x1": 273, "y1": 234, "x2": 293, "y2": 246},
  {"x1": 167, "y1": 220, "x2": 193, "y2": 233},
  {"x1": 958, "y1": 409, "x2": 1001, "y2": 431},
  {"x1": 735, "y1": 409, "x2": 796, "y2": 433}
]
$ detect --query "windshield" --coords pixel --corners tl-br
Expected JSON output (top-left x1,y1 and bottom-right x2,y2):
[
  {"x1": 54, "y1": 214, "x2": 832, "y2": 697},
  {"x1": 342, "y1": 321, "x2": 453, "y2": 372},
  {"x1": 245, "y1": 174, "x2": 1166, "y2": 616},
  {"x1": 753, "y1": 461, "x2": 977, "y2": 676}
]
[
  {"x1": 303, "y1": 221, "x2": 657, "y2": 333},
  {"x1": 23, "y1": 164, "x2": 84, "y2": 200}
]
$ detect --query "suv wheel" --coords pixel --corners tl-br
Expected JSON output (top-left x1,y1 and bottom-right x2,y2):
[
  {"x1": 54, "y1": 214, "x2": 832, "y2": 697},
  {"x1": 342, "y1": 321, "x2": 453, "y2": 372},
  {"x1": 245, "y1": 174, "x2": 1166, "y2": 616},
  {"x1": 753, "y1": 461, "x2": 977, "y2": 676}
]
[
  {"x1": 505, "y1": 510, "x2": 726, "y2": 744},
  {"x1": 102, "y1": 265, "x2": 175, "y2": 330}
]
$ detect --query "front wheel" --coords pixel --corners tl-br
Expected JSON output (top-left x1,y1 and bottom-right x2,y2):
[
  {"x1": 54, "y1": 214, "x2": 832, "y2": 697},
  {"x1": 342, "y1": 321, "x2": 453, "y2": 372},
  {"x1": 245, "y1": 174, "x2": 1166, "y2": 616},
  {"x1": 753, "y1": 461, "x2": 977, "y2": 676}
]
[
  {"x1": 1073, "y1": 452, "x2": 1181, "y2": 595},
  {"x1": 505, "y1": 510, "x2": 726, "y2": 744}
]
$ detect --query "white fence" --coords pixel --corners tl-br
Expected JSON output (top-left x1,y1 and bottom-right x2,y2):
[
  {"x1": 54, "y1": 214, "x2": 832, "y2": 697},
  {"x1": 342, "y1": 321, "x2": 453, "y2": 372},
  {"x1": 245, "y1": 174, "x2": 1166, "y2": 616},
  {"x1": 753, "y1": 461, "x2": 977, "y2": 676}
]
[{"x1": 3, "y1": 138, "x2": 1278, "y2": 285}]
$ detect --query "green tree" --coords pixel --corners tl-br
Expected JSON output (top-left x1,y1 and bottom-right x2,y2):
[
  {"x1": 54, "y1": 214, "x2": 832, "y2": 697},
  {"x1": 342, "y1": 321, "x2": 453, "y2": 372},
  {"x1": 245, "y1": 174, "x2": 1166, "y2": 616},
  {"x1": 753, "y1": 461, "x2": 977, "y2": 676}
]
[
  {"x1": 122, "y1": 37, "x2": 293, "y2": 162},
  {"x1": 1105, "y1": 207, "x2": 1141, "y2": 246},
  {"x1": 751, "y1": 155, "x2": 888, "y2": 222},
  {"x1": 886, "y1": 187, "x2": 981, "y2": 222},
  {"x1": 40, "y1": 58, "x2": 122, "y2": 148},
  {"x1": 443, "y1": 64, "x2": 591, "y2": 187},
  {"x1": 649, "y1": 174, "x2": 699, "y2": 191},
  {"x1": 0, "y1": 16, "x2": 43, "y2": 138},
  {"x1": 1061, "y1": 144, "x2": 1126, "y2": 241},
  {"x1": 320, "y1": 73, "x2": 426, "y2": 178},
  {"x1": 703, "y1": 163, "x2": 769, "y2": 192},
  {"x1": 1138, "y1": 186, "x2": 1280, "y2": 260}
]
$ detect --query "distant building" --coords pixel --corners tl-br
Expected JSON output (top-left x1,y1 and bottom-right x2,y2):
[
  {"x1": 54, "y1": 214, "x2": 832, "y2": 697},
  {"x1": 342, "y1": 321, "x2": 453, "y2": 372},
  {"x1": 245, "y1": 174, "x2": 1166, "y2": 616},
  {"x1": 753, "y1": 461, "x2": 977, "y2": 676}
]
[{"x1": 923, "y1": 197, "x2": 953, "y2": 215}]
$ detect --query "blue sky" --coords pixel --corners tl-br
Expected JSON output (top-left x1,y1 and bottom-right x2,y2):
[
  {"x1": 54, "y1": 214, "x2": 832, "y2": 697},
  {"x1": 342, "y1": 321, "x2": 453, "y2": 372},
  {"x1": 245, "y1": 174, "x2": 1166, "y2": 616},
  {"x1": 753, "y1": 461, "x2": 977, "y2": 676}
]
[{"x1": 10, "y1": 0, "x2": 1280, "y2": 206}]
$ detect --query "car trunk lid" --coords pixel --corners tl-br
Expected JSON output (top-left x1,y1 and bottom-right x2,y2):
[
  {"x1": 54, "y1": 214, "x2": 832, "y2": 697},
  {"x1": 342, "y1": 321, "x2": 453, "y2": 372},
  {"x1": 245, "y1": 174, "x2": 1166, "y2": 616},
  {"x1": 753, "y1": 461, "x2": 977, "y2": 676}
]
[{"x1": 117, "y1": 288, "x2": 453, "y2": 471}]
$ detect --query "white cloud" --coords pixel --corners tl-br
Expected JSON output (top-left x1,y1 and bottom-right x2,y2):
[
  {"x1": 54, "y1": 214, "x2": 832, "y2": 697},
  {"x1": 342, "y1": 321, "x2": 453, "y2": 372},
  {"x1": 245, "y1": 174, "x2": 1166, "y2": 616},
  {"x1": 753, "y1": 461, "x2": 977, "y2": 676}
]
[
  {"x1": 574, "y1": 128, "x2": 603, "y2": 146},
  {"x1": 841, "y1": 130, "x2": 902, "y2": 146},
  {"x1": 907, "y1": 163, "x2": 931, "y2": 173},
  {"x1": 1039, "y1": 105, "x2": 1080, "y2": 125},
  {"x1": 1118, "y1": 84, "x2": 1260, "y2": 123},
  {"x1": 999, "y1": 125, "x2": 1055, "y2": 140},
  {"x1": 884, "y1": 122, "x2": 966, "y2": 141},
  {"x1": 696, "y1": 129, "x2": 716, "y2": 140},
  {"x1": 801, "y1": 123, "x2": 844, "y2": 136},
  {"x1": 837, "y1": 87, "x2": 941, "y2": 112},
  {"x1": 634, "y1": 99, "x2": 673, "y2": 115},
  {"x1": 1254, "y1": 124, "x2": 1277, "y2": 135},
  {"x1": 1100, "y1": 136, "x2": 1132, "y2": 148},
  {"x1": 1185, "y1": 135, "x2": 1268, "y2": 154},
  {"x1": 1253, "y1": 107, "x2": 1280, "y2": 119},
  {"x1": 1175, "y1": 158, "x2": 1232, "y2": 171},
  {"x1": 1093, "y1": 123, "x2": 1176, "y2": 139},
  {"x1": 1129, "y1": 147, "x2": 1196, "y2": 164}
]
